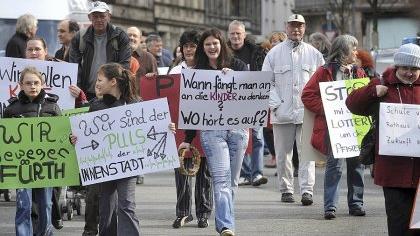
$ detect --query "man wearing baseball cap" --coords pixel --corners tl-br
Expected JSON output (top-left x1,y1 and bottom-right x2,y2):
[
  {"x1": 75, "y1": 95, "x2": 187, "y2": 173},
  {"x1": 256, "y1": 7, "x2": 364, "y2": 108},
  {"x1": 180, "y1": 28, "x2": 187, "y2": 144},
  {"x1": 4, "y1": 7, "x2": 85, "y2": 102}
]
[
  {"x1": 262, "y1": 14, "x2": 325, "y2": 206},
  {"x1": 69, "y1": 2, "x2": 135, "y2": 236}
]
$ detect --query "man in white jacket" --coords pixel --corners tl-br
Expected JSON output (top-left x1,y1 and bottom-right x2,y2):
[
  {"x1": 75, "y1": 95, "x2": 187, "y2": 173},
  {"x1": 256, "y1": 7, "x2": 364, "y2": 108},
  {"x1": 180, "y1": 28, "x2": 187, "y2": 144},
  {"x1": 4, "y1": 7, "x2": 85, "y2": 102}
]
[{"x1": 262, "y1": 14, "x2": 324, "y2": 205}]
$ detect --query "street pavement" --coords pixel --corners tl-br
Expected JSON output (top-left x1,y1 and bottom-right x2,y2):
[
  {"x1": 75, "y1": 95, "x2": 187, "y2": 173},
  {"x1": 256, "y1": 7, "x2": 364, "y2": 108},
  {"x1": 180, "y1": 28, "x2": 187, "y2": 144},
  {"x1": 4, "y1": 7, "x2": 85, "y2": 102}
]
[{"x1": 0, "y1": 161, "x2": 388, "y2": 236}]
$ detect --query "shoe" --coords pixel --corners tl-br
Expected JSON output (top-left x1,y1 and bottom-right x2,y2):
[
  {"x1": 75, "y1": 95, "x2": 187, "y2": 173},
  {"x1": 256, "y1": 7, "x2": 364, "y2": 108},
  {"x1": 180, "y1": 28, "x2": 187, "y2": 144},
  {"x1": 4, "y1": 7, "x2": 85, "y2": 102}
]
[
  {"x1": 172, "y1": 215, "x2": 193, "y2": 228},
  {"x1": 349, "y1": 208, "x2": 366, "y2": 216},
  {"x1": 293, "y1": 168, "x2": 298, "y2": 177},
  {"x1": 220, "y1": 227, "x2": 235, "y2": 236},
  {"x1": 252, "y1": 174, "x2": 268, "y2": 186},
  {"x1": 238, "y1": 177, "x2": 251, "y2": 186},
  {"x1": 301, "y1": 193, "x2": 313, "y2": 206},
  {"x1": 281, "y1": 193, "x2": 295, "y2": 203},
  {"x1": 52, "y1": 219, "x2": 63, "y2": 230},
  {"x1": 197, "y1": 217, "x2": 208, "y2": 228},
  {"x1": 136, "y1": 176, "x2": 144, "y2": 185},
  {"x1": 324, "y1": 210, "x2": 336, "y2": 220}
]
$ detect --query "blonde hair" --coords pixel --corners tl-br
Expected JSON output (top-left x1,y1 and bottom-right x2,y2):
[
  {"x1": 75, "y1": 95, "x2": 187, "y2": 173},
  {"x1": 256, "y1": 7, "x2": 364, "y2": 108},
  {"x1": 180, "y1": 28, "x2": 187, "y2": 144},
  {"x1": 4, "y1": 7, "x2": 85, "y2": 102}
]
[{"x1": 19, "y1": 66, "x2": 44, "y2": 84}]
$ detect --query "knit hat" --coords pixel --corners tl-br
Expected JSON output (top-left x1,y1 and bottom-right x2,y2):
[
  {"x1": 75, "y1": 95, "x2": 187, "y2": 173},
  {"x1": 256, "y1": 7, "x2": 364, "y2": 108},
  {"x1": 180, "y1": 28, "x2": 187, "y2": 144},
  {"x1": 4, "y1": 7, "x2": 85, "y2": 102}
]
[{"x1": 394, "y1": 43, "x2": 420, "y2": 69}]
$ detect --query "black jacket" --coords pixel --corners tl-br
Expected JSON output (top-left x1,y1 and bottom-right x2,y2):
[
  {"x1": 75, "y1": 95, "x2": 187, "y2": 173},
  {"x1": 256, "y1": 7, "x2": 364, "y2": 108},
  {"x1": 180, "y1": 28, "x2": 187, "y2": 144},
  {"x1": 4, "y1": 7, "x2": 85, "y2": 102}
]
[
  {"x1": 69, "y1": 24, "x2": 131, "y2": 94},
  {"x1": 89, "y1": 94, "x2": 139, "y2": 113},
  {"x1": 5, "y1": 32, "x2": 28, "y2": 58},
  {"x1": 55, "y1": 46, "x2": 69, "y2": 62},
  {"x1": 4, "y1": 90, "x2": 61, "y2": 118},
  {"x1": 228, "y1": 39, "x2": 259, "y2": 71}
]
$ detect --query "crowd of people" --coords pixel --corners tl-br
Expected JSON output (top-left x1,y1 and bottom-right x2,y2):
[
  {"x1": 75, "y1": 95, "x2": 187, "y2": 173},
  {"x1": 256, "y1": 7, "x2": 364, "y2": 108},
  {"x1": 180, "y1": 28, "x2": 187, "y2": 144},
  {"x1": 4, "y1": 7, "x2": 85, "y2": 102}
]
[{"x1": 1, "y1": 1, "x2": 420, "y2": 236}]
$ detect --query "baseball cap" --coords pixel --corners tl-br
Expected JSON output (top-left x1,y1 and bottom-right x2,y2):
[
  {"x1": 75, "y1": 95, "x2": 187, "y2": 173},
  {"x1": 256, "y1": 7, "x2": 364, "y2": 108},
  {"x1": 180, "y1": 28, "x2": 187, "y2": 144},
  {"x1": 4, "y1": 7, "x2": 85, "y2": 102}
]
[
  {"x1": 89, "y1": 1, "x2": 110, "y2": 14},
  {"x1": 287, "y1": 14, "x2": 305, "y2": 24}
]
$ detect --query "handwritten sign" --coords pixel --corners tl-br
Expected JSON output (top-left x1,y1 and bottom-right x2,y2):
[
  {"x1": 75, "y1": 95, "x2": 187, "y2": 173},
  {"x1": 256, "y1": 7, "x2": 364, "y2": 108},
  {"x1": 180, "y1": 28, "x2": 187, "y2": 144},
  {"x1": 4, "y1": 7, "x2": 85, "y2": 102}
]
[
  {"x1": 0, "y1": 117, "x2": 79, "y2": 188},
  {"x1": 378, "y1": 103, "x2": 420, "y2": 157},
  {"x1": 0, "y1": 57, "x2": 77, "y2": 117},
  {"x1": 69, "y1": 98, "x2": 179, "y2": 185},
  {"x1": 178, "y1": 69, "x2": 271, "y2": 130},
  {"x1": 320, "y1": 78, "x2": 371, "y2": 158}
]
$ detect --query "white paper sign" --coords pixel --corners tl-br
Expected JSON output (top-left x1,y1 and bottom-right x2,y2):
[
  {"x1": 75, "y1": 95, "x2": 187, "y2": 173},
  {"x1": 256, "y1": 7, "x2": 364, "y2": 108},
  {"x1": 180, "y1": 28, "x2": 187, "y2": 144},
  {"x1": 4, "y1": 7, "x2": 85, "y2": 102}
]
[
  {"x1": 70, "y1": 98, "x2": 179, "y2": 185},
  {"x1": 157, "y1": 67, "x2": 169, "y2": 75},
  {"x1": 379, "y1": 103, "x2": 420, "y2": 157},
  {"x1": 0, "y1": 57, "x2": 76, "y2": 113},
  {"x1": 178, "y1": 69, "x2": 271, "y2": 130},
  {"x1": 319, "y1": 79, "x2": 371, "y2": 158}
]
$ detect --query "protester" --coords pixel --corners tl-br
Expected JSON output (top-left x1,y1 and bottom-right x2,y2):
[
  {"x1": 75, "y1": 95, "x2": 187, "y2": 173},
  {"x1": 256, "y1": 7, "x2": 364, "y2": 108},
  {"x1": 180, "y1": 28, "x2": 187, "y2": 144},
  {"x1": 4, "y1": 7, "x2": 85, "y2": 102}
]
[
  {"x1": 262, "y1": 14, "x2": 324, "y2": 205},
  {"x1": 55, "y1": 20, "x2": 80, "y2": 62},
  {"x1": 355, "y1": 49, "x2": 379, "y2": 79},
  {"x1": 346, "y1": 43, "x2": 420, "y2": 236},
  {"x1": 269, "y1": 31, "x2": 287, "y2": 47},
  {"x1": 227, "y1": 20, "x2": 268, "y2": 187},
  {"x1": 6, "y1": 14, "x2": 37, "y2": 58},
  {"x1": 168, "y1": 30, "x2": 213, "y2": 229},
  {"x1": 4, "y1": 66, "x2": 60, "y2": 236},
  {"x1": 146, "y1": 34, "x2": 172, "y2": 67},
  {"x1": 301, "y1": 35, "x2": 367, "y2": 220},
  {"x1": 179, "y1": 28, "x2": 248, "y2": 236},
  {"x1": 69, "y1": 1, "x2": 131, "y2": 101},
  {"x1": 309, "y1": 32, "x2": 331, "y2": 59}
]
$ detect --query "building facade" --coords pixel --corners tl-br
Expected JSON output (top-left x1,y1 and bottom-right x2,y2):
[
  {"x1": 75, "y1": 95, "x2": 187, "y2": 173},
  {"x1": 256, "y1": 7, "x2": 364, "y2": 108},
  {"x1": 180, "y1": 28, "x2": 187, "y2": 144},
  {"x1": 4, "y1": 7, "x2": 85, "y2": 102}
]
[{"x1": 261, "y1": 0, "x2": 294, "y2": 37}]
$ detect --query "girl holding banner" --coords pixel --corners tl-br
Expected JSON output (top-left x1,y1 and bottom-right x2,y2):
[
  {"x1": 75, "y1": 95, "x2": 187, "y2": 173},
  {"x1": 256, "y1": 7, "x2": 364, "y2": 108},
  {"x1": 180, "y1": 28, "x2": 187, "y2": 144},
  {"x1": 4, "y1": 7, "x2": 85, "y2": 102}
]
[
  {"x1": 169, "y1": 30, "x2": 214, "y2": 229},
  {"x1": 301, "y1": 35, "x2": 367, "y2": 220},
  {"x1": 179, "y1": 28, "x2": 249, "y2": 236},
  {"x1": 346, "y1": 43, "x2": 420, "y2": 236},
  {"x1": 4, "y1": 66, "x2": 60, "y2": 236}
]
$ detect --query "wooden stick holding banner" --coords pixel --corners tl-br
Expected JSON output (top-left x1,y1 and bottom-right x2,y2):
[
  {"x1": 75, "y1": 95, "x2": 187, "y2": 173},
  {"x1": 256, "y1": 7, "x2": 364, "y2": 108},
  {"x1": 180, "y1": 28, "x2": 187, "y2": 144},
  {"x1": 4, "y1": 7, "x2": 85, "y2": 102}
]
[
  {"x1": 70, "y1": 98, "x2": 179, "y2": 186},
  {"x1": 0, "y1": 57, "x2": 77, "y2": 117},
  {"x1": 0, "y1": 117, "x2": 79, "y2": 188},
  {"x1": 178, "y1": 69, "x2": 272, "y2": 130},
  {"x1": 378, "y1": 103, "x2": 420, "y2": 157},
  {"x1": 319, "y1": 78, "x2": 371, "y2": 158}
]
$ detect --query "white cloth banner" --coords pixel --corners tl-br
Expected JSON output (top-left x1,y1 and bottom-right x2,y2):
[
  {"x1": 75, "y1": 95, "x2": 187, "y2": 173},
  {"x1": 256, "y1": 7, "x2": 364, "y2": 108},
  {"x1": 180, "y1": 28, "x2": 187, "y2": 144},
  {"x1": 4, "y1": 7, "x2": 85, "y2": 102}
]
[
  {"x1": 70, "y1": 98, "x2": 179, "y2": 185},
  {"x1": 0, "y1": 57, "x2": 76, "y2": 111},
  {"x1": 178, "y1": 69, "x2": 271, "y2": 130},
  {"x1": 379, "y1": 103, "x2": 420, "y2": 157}
]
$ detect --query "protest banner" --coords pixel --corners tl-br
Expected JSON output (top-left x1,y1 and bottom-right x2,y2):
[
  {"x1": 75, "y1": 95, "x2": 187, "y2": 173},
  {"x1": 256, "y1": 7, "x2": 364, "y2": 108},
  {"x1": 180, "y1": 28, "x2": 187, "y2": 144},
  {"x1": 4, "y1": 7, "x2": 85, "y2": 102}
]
[
  {"x1": 70, "y1": 98, "x2": 179, "y2": 185},
  {"x1": 0, "y1": 57, "x2": 77, "y2": 117},
  {"x1": 378, "y1": 103, "x2": 420, "y2": 157},
  {"x1": 410, "y1": 179, "x2": 420, "y2": 229},
  {"x1": 319, "y1": 78, "x2": 371, "y2": 158},
  {"x1": 0, "y1": 117, "x2": 79, "y2": 188},
  {"x1": 178, "y1": 69, "x2": 271, "y2": 130}
]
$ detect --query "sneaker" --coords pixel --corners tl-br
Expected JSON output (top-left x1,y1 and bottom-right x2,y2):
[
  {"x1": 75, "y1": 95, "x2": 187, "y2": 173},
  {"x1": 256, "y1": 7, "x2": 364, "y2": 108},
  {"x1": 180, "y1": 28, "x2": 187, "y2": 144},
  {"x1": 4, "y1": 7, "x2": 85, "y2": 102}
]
[
  {"x1": 281, "y1": 193, "x2": 295, "y2": 203},
  {"x1": 52, "y1": 219, "x2": 63, "y2": 230},
  {"x1": 197, "y1": 217, "x2": 208, "y2": 228},
  {"x1": 301, "y1": 193, "x2": 313, "y2": 206},
  {"x1": 136, "y1": 176, "x2": 144, "y2": 185},
  {"x1": 349, "y1": 208, "x2": 366, "y2": 216},
  {"x1": 238, "y1": 177, "x2": 251, "y2": 186},
  {"x1": 220, "y1": 227, "x2": 235, "y2": 236},
  {"x1": 252, "y1": 174, "x2": 268, "y2": 186},
  {"x1": 172, "y1": 215, "x2": 193, "y2": 228},
  {"x1": 324, "y1": 210, "x2": 336, "y2": 220}
]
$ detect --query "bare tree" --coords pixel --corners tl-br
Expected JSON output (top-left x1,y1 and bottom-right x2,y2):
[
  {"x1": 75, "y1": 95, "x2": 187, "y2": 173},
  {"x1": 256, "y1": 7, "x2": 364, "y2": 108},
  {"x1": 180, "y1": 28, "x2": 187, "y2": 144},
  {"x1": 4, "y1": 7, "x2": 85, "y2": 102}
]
[
  {"x1": 366, "y1": 0, "x2": 399, "y2": 49},
  {"x1": 328, "y1": 0, "x2": 354, "y2": 34}
]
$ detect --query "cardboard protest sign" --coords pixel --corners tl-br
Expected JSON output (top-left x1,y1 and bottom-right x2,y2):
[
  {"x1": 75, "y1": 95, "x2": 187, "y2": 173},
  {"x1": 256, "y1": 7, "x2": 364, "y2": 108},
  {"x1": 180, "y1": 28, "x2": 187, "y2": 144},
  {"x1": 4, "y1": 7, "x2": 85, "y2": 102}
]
[
  {"x1": 0, "y1": 57, "x2": 77, "y2": 117},
  {"x1": 410, "y1": 179, "x2": 420, "y2": 229},
  {"x1": 0, "y1": 117, "x2": 79, "y2": 188},
  {"x1": 178, "y1": 69, "x2": 271, "y2": 130},
  {"x1": 378, "y1": 103, "x2": 420, "y2": 157},
  {"x1": 319, "y1": 78, "x2": 371, "y2": 158},
  {"x1": 70, "y1": 98, "x2": 179, "y2": 185}
]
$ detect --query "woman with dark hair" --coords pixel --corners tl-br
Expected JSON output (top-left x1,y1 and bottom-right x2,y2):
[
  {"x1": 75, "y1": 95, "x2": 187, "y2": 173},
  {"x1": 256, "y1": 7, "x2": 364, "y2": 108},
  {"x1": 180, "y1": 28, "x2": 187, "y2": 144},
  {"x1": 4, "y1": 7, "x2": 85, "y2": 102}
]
[
  {"x1": 169, "y1": 30, "x2": 213, "y2": 229},
  {"x1": 178, "y1": 28, "x2": 248, "y2": 236},
  {"x1": 71, "y1": 63, "x2": 176, "y2": 235},
  {"x1": 301, "y1": 35, "x2": 367, "y2": 220}
]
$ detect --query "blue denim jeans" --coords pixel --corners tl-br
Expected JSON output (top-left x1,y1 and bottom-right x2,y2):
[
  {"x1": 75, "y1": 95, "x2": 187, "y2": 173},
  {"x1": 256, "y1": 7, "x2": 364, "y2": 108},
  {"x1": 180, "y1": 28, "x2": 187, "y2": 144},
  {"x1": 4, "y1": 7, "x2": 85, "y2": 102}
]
[
  {"x1": 240, "y1": 127, "x2": 264, "y2": 180},
  {"x1": 324, "y1": 153, "x2": 365, "y2": 212},
  {"x1": 200, "y1": 129, "x2": 249, "y2": 233},
  {"x1": 16, "y1": 188, "x2": 53, "y2": 236}
]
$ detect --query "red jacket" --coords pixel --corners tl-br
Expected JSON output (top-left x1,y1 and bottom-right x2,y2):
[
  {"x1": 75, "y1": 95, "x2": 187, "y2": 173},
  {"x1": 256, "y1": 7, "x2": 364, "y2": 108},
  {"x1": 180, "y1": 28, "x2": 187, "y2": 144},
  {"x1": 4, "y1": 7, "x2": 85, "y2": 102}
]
[
  {"x1": 301, "y1": 64, "x2": 366, "y2": 155},
  {"x1": 346, "y1": 67, "x2": 420, "y2": 188}
]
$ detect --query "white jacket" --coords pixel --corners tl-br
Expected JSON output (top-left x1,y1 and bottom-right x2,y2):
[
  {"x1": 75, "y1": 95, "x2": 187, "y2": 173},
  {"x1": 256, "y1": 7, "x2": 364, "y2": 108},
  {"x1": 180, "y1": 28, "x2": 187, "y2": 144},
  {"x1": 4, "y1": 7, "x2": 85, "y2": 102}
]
[{"x1": 262, "y1": 39, "x2": 324, "y2": 124}]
